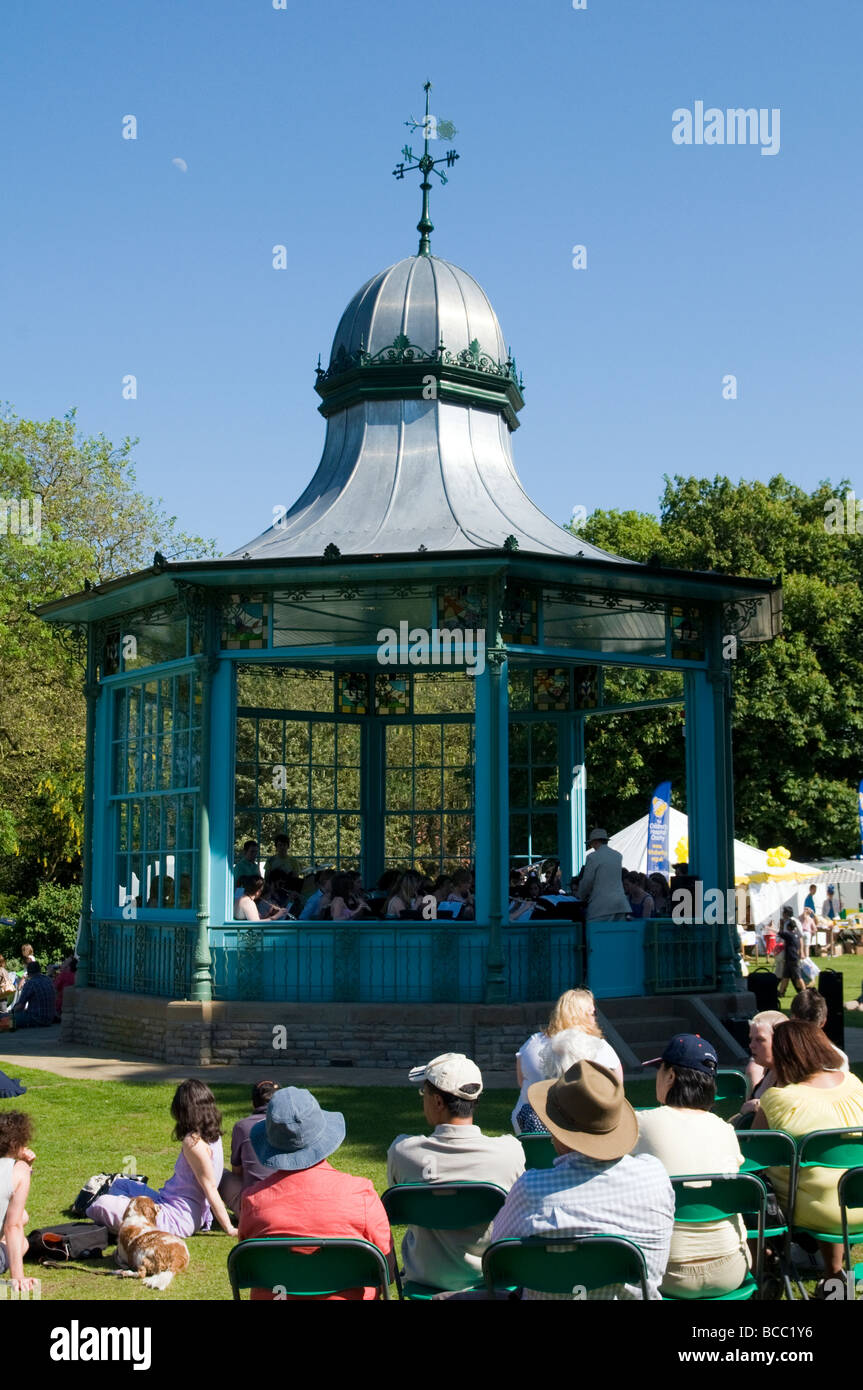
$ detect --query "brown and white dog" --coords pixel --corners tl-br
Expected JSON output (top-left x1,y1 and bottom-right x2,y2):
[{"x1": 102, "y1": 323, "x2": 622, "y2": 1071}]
[{"x1": 115, "y1": 1197, "x2": 190, "y2": 1290}]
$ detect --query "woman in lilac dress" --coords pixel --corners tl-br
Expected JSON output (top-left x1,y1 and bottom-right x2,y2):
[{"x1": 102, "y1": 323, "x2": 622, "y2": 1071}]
[{"x1": 88, "y1": 1079, "x2": 236, "y2": 1238}]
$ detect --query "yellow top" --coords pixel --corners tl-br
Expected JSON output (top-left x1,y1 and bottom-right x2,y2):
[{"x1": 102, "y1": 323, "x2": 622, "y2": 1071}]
[{"x1": 761, "y1": 1072, "x2": 863, "y2": 1233}]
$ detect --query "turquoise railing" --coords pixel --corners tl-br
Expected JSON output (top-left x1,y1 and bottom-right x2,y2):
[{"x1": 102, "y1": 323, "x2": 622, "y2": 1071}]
[
  {"x1": 643, "y1": 918, "x2": 719, "y2": 994},
  {"x1": 87, "y1": 919, "x2": 584, "y2": 1003}
]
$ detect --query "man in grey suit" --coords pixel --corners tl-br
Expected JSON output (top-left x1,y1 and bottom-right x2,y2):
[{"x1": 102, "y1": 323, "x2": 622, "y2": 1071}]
[{"x1": 577, "y1": 829, "x2": 632, "y2": 921}]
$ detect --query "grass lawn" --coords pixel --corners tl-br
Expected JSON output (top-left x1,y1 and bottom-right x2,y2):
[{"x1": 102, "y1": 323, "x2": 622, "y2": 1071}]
[
  {"x1": 3, "y1": 1022, "x2": 861, "y2": 1301},
  {"x1": 760, "y1": 951, "x2": 863, "y2": 1022}
]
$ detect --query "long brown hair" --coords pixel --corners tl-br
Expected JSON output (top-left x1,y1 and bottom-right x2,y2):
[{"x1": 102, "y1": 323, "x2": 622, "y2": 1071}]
[
  {"x1": 770, "y1": 1020, "x2": 843, "y2": 1086},
  {"x1": 171, "y1": 1078, "x2": 223, "y2": 1144}
]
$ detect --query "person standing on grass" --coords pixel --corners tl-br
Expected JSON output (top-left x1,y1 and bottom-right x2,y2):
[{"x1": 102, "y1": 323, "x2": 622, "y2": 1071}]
[
  {"x1": 0, "y1": 1111, "x2": 38, "y2": 1295},
  {"x1": 776, "y1": 906, "x2": 804, "y2": 997}
]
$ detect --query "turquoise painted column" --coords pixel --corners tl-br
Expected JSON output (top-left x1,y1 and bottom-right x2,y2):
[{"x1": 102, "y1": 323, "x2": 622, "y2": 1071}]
[
  {"x1": 476, "y1": 645, "x2": 509, "y2": 1003},
  {"x1": 207, "y1": 655, "x2": 235, "y2": 933},
  {"x1": 76, "y1": 624, "x2": 100, "y2": 989},
  {"x1": 684, "y1": 607, "x2": 737, "y2": 991},
  {"x1": 568, "y1": 714, "x2": 587, "y2": 881},
  {"x1": 191, "y1": 593, "x2": 222, "y2": 1002}
]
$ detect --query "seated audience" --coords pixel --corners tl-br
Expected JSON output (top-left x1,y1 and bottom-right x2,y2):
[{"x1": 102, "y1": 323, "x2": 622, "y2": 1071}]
[
  {"x1": 0, "y1": 962, "x2": 56, "y2": 1031},
  {"x1": 264, "y1": 832, "x2": 300, "y2": 880},
  {"x1": 789, "y1": 988, "x2": 849, "y2": 1070},
  {"x1": 0, "y1": 956, "x2": 16, "y2": 1006},
  {"x1": 386, "y1": 1052, "x2": 524, "y2": 1292},
  {"x1": 88, "y1": 1079, "x2": 236, "y2": 1238},
  {"x1": 755, "y1": 1020, "x2": 863, "y2": 1290},
  {"x1": 0, "y1": 1111, "x2": 37, "y2": 1295},
  {"x1": 328, "y1": 872, "x2": 370, "y2": 921},
  {"x1": 513, "y1": 988, "x2": 623, "y2": 1133},
  {"x1": 235, "y1": 877, "x2": 290, "y2": 922},
  {"x1": 626, "y1": 872, "x2": 655, "y2": 919},
  {"x1": 636, "y1": 1033, "x2": 749, "y2": 1298},
  {"x1": 738, "y1": 1009, "x2": 788, "y2": 1122},
  {"x1": 53, "y1": 955, "x2": 77, "y2": 1018},
  {"x1": 648, "y1": 873, "x2": 671, "y2": 916},
  {"x1": 447, "y1": 869, "x2": 475, "y2": 915},
  {"x1": 257, "y1": 870, "x2": 297, "y2": 919},
  {"x1": 219, "y1": 1079, "x2": 280, "y2": 1212},
  {"x1": 541, "y1": 859, "x2": 562, "y2": 895},
  {"x1": 238, "y1": 1087, "x2": 393, "y2": 1300},
  {"x1": 299, "y1": 868, "x2": 334, "y2": 920},
  {"x1": 491, "y1": 1061, "x2": 674, "y2": 1299},
  {"x1": 385, "y1": 870, "x2": 423, "y2": 919}
]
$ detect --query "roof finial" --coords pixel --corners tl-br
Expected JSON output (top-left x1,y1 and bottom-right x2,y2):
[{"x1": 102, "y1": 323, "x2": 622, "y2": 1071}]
[{"x1": 393, "y1": 81, "x2": 460, "y2": 257}]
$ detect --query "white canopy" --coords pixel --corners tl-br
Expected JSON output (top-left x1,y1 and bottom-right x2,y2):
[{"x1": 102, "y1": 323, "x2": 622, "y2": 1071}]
[{"x1": 608, "y1": 809, "x2": 860, "y2": 928}]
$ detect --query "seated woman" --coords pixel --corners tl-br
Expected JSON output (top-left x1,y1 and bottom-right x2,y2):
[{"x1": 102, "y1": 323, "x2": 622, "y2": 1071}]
[
  {"x1": 735, "y1": 1009, "x2": 788, "y2": 1126},
  {"x1": 0, "y1": 1111, "x2": 37, "y2": 1295},
  {"x1": 257, "y1": 870, "x2": 297, "y2": 920},
  {"x1": 512, "y1": 988, "x2": 622, "y2": 1133},
  {"x1": 648, "y1": 873, "x2": 671, "y2": 917},
  {"x1": 385, "y1": 870, "x2": 423, "y2": 919},
  {"x1": 235, "y1": 877, "x2": 290, "y2": 922},
  {"x1": 635, "y1": 1033, "x2": 749, "y2": 1298},
  {"x1": 447, "y1": 869, "x2": 475, "y2": 914},
  {"x1": 328, "y1": 872, "x2": 370, "y2": 921},
  {"x1": 626, "y1": 873, "x2": 655, "y2": 919},
  {"x1": 754, "y1": 1019, "x2": 863, "y2": 1291},
  {"x1": 88, "y1": 1079, "x2": 236, "y2": 1238}
]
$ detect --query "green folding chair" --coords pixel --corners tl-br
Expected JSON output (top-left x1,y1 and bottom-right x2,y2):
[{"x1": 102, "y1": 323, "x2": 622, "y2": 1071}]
[
  {"x1": 664, "y1": 1173, "x2": 766, "y2": 1301},
  {"x1": 482, "y1": 1234, "x2": 649, "y2": 1299},
  {"x1": 839, "y1": 1166, "x2": 863, "y2": 1299},
  {"x1": 381, "y1": 1182, "x2": 508, "y2": 1300},
  {"x1": 518, "y1": 1133, "x2": 557, "y2": 1169},
  {"x1": 714, "y1": 1068, "x2": 748, "y2": 1107},
  {"x1": 227, "y1": 1236, "x2": 391, "y2": 1301},
  {"x1": 791, "y1": 1128, "x2": 863, "y2": 1298},
  {"x1": 737, "y1": 1129, "x2": 797, "y2": 1299}
]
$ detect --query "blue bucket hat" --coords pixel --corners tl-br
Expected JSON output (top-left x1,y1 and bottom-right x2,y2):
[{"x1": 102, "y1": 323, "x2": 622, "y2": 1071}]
[{"x1": 250, "y1": 1087, "x2": 345, "y2": 1172}]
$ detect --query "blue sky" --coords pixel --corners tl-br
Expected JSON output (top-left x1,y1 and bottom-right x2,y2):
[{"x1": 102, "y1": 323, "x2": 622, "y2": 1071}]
[{"x1": 1, "y1": 0, "x2": 860, "y2": 555}]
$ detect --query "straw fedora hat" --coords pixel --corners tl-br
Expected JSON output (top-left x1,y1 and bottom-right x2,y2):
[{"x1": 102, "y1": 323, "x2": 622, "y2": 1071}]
[{"x1": 528, "y1": 1060, "x2": 637, "y2": 1161}]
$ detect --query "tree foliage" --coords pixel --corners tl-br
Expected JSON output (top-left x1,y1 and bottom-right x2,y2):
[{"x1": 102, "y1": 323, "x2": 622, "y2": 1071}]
[
  {"x1": 0, "y1": 407, "x2": 214, "y2": 901},
  {"x1": 573, "y1": 475, "x2": 863, "y2": 858}
]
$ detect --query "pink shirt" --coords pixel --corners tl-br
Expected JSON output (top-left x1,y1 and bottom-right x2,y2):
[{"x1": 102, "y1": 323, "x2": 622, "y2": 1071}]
[{"x1": 238, "y1": 1160, "x2": 393, "y2": 1300}]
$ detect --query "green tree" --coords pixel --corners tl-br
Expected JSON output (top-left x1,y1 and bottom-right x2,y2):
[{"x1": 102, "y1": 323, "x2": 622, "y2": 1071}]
[
  {"x1": 0, "y1": 407, "x2": 214, "y2": 899},
  {"x1": 573, "y1": 476, "x2": 863, "y2": 859}
]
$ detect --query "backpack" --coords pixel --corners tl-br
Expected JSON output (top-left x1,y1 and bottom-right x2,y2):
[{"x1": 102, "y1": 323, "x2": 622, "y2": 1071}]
[
  {"x1": 73, "y1": 1170, "x2": 148, "y2": 1216},
  {"x1": 26, "y1": 1222, "x2": 110, "y2": 1262}
]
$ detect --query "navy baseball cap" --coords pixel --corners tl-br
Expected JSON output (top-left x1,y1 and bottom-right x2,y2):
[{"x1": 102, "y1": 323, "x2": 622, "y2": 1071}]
[{"x1": 643, "y1": 1033, "x2": 718, "y2": 1076}]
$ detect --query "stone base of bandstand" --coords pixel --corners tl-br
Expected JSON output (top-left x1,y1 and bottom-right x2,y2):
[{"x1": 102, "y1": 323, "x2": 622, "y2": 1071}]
[
  {"x1": 59, "y1": 987, "x2": 554, "y2": 1070},
  {"x1": 59, "y1": 986, "x2": 755, "y2": 1070}
]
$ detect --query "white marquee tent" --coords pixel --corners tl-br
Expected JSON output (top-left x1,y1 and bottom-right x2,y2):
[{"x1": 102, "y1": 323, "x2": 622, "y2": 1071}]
[{"x1": 609, "y1": 808, "x2": 861, "y2": 929}]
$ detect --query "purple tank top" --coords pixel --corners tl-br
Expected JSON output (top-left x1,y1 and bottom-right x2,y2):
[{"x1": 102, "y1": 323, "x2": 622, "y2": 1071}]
[{"x1": 159, "y1": 1139, "x2": 224, "y2": 1231}]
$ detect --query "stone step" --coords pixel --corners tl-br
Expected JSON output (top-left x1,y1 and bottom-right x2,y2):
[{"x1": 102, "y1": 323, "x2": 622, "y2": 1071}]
[{"x1": 617, "y1": 1014, "x2": 691, "y2": 1045}]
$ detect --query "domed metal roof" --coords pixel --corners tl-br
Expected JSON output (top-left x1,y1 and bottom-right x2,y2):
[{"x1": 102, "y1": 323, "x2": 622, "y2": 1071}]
[
  {"x1": 230, "y1": 253, "x2": 625, "y2": 565},
  {"x1": 329, "y1": 255, "x2": 507, "y2": 367}
]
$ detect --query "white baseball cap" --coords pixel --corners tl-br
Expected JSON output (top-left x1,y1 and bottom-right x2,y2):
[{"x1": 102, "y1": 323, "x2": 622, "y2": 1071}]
[{"x1": 408, "y1": 1052, "x2": 483, "y2": 1100}]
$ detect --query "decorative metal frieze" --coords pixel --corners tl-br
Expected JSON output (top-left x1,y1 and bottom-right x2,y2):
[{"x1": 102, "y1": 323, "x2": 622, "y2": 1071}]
[
  {"x1": 431, "y1": 927, "x2": 459, "y2": 1002},
  {"x1": 549, "y1": 586, "x2": 668, "y2": 616},
  {"x1": 333, "y1": 928, "x2": 361, "y2": 1002},
  {"x1": 237, "y1": 928, "x2": 263, "y2": 1001},
  {"x1": 723, "y1": 597, "x2": 761, "y2": 637},
  {"x1": 133, "y1": 922, "x2": 146, "y2": 989},
  {"x1": 173, "y1": 926, "x2": 191, "y2": 998},
  {"x1": 337, "y1": 586, "x2": 360, "y2": 601},
  {"x1": 316, "y1": 333, "x2": 523, "y2": 390},
  {"x1": 174, "y1": 581, "x2": 210, "y2": 646},
  {"x1": 52, "y1": 621, "x2": 88, "y2": 666},
  {"x1": 281, "y1": 587, "x2": 310, "y2": 602}
]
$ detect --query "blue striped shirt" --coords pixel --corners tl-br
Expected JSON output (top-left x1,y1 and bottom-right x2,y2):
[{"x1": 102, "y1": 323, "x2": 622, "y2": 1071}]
[{"x1": 491, "y1": 1149, "x2": 674, "y2": 1299}]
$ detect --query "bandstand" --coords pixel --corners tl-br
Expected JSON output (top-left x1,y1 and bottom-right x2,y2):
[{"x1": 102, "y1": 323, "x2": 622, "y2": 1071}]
[{"x1": 40, "y1": 95, "x2": 781, "y2": 1065}]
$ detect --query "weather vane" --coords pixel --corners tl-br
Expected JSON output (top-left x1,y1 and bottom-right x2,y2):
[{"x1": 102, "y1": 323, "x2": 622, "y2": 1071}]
[{"x1": 393, "y1": 81, "x2": 460, "y2": 257}]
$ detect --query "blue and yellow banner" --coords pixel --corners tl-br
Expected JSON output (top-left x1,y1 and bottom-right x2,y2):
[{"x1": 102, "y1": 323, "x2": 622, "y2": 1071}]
[{"x1": 647, "y1": 781, "x2": 672, "y2": 876}]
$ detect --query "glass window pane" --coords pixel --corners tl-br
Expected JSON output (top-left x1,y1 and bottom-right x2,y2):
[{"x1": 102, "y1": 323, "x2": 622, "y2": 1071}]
[
  {"x1": 310, "y1": 768, "x2": 334, "y2": 809},
  {"x1": 533, "y1": 766, "x2": 559, "y2": 805},
  {"x1": 312, "y1": 724, "x2": 335, "y2": 764},
  {"x1": 414, "y1": 725, "x2": 442, "y2": 767},
  {"x1": 236, "y1": 718, "x2": 256, "y2": 761},
  {"x1": 509, "y1": 768, "x2": 530, "y2": 807},
  {"x1": 510, "y1": 814, "x2": 529, "y2": 859},
  {"x1": 509, "y1": 723, "x2": 528, "y2": 763},
  {"x1": 337, "y1": 768, "x2": 360, "y2": 809},
  {"x1": 416, "y1": 769, "x2": 441, "y2": 808},
  {"x1": 386, "y1": 725, "x2": 412, "y2": 765},
  {"x1": 531, "y1": 722, "x2": 558, "y2": 763},
  {"x1": 386, "y1": 769, "x2": 413, "y2": 812},
  {"x1": 338, "y1": 725, "x2": 361, "y2": 766}
]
